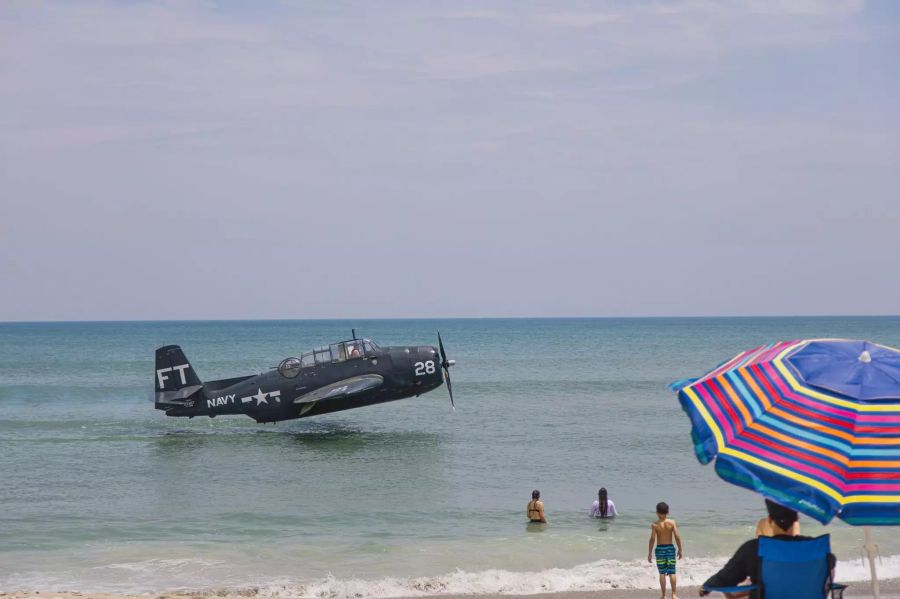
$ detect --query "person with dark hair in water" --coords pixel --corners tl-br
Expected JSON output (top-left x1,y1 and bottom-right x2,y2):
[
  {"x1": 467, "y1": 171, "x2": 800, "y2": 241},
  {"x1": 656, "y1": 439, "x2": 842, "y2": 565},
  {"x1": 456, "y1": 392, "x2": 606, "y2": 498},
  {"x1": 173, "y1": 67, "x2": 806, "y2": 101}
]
[
  {"x1": 527, "y1": 489, "x2": 547, "y2": 523},
  {"x1": 590, "y1": 487, "x2": 618, "y2": 518},
  {"x1": 699, "y1": 499, "x2": 836, "y2": 598}
]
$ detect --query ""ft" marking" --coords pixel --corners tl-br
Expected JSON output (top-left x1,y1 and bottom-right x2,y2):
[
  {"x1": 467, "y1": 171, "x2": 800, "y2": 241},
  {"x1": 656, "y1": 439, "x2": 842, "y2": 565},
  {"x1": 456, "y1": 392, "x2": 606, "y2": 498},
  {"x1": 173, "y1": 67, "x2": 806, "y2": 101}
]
[{"x1": 156, "y1": 364, "x2": 190, "y2": 388}]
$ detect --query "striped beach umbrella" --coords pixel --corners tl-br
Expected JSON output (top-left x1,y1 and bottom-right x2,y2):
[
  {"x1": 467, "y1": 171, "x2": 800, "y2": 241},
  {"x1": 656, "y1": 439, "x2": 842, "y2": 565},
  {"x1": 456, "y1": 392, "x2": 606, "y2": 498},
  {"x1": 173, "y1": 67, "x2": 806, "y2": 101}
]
[{"x1": 671, "y1": 339, "x2": 900, "y2": 597}]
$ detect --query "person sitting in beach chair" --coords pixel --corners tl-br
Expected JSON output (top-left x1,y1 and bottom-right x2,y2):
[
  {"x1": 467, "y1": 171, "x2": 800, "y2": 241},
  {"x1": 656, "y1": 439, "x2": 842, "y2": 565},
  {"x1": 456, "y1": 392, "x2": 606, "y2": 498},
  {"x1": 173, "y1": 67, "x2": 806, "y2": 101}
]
[
  {"x1": 699, "y1": 500, "x2": 844, "y2": 599},
  {"x1": 755, "y1": 508, "x2": 799, "y2": 537}
]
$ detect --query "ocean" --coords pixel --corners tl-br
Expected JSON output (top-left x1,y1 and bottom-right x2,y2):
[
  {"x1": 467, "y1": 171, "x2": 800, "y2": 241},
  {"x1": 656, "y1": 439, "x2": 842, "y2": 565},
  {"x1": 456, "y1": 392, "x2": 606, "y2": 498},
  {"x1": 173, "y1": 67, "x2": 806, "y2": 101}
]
[{"x1": 1, "y1": 317, "x2": 899, "y2": 595}]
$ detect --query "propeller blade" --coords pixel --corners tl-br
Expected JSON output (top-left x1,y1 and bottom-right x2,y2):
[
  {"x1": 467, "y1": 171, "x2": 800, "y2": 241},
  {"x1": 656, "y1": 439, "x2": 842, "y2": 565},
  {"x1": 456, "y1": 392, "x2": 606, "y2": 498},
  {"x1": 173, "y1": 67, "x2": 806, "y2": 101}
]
[
  {"x1": 438, "y1": 331, "x2": 448, "y2": 367},
  {"x1": 446, "y1": 370, "x2": 455, "y2": 411},
  {"x1": 437, "y1": 331, "x2": 455, "y2": 411}
]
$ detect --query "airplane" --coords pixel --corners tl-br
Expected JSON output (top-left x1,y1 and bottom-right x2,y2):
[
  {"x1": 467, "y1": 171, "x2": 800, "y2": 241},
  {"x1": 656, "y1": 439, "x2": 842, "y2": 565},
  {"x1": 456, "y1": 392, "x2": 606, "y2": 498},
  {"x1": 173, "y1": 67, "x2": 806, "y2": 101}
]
[{"x1": 153, "y1": 331, "x2": 455, "y2": 423}]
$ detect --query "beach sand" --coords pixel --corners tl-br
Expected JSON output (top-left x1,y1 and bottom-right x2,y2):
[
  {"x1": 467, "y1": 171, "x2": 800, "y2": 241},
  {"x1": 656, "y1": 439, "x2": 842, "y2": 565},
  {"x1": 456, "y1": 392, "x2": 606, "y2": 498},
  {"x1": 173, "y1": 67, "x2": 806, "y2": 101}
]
[{"x1": 3, "y1": 579, "x2": 899, "y2": 599}]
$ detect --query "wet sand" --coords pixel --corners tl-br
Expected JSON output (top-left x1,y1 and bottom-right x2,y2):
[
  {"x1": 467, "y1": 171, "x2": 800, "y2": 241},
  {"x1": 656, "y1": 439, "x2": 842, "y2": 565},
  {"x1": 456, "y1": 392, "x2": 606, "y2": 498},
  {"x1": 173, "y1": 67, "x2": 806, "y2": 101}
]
[{"x1": 3, "y1": 578, "x2": 900, "y2": 599}]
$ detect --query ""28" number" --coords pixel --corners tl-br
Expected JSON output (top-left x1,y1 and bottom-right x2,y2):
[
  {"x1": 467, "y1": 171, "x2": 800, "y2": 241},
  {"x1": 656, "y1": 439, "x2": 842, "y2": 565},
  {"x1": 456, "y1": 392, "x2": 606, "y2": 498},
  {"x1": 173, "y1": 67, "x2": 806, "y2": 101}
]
[{"x1": 414, "y1": 361, "x2": 435, "y2": 376}]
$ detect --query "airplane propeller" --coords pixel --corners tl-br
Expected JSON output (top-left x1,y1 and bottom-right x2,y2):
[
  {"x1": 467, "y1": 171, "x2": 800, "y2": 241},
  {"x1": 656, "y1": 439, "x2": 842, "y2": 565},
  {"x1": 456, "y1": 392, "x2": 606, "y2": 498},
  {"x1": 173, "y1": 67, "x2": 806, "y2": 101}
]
[{"x1": 437, "y1": 331, "x2": 456, "y2": 411}]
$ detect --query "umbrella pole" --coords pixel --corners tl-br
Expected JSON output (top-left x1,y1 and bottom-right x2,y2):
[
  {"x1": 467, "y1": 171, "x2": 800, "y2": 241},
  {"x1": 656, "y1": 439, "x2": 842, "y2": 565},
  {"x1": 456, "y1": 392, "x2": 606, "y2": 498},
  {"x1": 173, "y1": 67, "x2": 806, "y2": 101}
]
[{"x1": 864, "y1": 526, "x2": 880, "y2": 599}]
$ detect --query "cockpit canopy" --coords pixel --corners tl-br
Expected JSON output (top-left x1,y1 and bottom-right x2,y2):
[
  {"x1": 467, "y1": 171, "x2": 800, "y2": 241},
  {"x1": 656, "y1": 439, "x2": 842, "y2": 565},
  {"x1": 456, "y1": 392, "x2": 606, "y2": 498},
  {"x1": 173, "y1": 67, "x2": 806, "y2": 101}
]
[
  {"x1": 301, "y1": 338, "x2": 379, "y2": 366},
  {"x1": 279, "y1": 339, "x2": 380, "y2": 378}
]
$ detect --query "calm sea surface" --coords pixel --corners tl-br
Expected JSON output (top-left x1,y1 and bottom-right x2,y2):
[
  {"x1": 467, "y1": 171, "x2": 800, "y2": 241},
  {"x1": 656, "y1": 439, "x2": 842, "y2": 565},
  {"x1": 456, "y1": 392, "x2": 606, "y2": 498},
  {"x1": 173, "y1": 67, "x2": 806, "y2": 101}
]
[{"x1": 1, "y1": 318, "x2": 899, "y2": 594}]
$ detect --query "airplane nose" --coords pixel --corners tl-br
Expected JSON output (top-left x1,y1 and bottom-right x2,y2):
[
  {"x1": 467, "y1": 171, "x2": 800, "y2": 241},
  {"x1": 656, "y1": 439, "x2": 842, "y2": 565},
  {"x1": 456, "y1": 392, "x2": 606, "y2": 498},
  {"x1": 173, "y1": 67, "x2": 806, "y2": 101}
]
[
  {"x1": 428, "y1": 346, "x2": 454, "y2": 367},
  {"x1": 414, "y1": 347, "x2": 441, "y2": 377},
  {"x1": 421, "y1": 346, "x2": 439, "y2": 363}
]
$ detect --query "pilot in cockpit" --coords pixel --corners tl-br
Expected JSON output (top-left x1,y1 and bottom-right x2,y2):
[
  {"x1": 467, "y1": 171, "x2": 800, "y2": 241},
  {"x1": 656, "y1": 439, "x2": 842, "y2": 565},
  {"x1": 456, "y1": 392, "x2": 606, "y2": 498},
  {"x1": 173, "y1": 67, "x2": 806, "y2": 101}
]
[{"x1": 347, "y1": 342, "x2": 361, "y2": 358}]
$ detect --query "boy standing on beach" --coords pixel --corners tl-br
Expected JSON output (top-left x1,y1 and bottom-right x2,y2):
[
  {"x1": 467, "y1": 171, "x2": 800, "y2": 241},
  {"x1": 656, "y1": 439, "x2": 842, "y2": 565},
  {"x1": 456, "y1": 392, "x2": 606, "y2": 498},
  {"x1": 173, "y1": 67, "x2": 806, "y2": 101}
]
[{"x1": 648, "y1": 502, "x2": 683, "y2": 599}]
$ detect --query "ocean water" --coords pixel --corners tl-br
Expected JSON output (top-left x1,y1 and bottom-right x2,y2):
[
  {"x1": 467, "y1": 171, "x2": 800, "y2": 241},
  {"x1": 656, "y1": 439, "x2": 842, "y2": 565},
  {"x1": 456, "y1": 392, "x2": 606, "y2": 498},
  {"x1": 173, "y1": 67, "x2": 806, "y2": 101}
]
[{"x1": 1, "y1": 317, "x2": 900, "y2": 595}]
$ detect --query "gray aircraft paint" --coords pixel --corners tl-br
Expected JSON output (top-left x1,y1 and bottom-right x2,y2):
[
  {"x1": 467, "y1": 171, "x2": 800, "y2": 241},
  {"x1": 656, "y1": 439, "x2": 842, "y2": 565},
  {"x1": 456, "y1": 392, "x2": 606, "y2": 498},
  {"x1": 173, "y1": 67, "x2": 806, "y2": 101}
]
[{"x1": 154, "y1": 334, "x2": 455, "y2": 423}]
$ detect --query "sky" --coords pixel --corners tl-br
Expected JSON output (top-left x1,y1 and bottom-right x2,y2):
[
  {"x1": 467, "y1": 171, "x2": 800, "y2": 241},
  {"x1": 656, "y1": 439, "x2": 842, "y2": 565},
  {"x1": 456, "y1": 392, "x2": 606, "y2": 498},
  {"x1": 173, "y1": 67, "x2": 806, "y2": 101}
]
[{"x1": 1, "y1": 0, "x2": 898, "y2": 320}]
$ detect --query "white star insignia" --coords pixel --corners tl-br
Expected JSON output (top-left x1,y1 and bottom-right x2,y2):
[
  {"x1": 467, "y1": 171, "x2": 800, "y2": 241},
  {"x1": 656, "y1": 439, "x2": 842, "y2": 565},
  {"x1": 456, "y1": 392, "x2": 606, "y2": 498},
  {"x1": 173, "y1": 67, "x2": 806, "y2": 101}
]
[
  {"x1": 252, "y1": 388, "x2": 269, "y2": 405},
  {"x1": 240, "y1": 388, "x2": 281, "y2": 406}
]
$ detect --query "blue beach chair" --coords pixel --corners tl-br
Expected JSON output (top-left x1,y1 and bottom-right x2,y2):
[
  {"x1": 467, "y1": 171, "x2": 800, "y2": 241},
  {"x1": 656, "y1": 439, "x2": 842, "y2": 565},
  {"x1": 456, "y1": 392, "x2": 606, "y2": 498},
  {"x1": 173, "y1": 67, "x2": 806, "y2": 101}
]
[{"x1": 704, "y1": 534, "x2": 847, "y2": 599}]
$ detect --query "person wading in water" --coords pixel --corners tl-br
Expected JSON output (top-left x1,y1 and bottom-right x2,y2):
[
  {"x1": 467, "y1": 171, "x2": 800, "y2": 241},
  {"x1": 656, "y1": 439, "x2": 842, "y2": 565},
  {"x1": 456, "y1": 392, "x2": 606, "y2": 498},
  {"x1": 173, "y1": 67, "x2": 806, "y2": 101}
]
[
  {"x1": 590, "y1": 487, "x2": 618, "y2": 519},
  {"x1": 527, "y1": 489, "x2": 547, "y2": 523}
]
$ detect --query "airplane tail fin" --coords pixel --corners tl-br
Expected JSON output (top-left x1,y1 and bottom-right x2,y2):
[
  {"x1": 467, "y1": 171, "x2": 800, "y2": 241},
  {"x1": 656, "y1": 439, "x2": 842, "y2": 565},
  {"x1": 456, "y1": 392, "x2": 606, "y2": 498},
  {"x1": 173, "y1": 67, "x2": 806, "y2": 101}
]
[{"x1": 154, "y1": 345, "x2": 203, "y2": 407}]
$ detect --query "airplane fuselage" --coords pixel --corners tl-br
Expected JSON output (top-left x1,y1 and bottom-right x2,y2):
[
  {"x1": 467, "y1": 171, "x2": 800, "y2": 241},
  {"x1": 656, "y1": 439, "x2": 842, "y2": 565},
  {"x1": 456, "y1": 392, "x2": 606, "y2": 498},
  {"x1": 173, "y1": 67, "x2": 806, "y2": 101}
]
[{"x1": 155, "y1": 342, "x2": 446, "y2": 423}]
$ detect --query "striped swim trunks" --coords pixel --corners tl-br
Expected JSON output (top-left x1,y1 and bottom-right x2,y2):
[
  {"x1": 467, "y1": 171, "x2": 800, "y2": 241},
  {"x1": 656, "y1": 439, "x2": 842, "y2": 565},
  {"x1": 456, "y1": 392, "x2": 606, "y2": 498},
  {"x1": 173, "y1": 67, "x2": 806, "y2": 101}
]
[{"x1": 655, "y1": 543, "x2": 676, "y2": 575}]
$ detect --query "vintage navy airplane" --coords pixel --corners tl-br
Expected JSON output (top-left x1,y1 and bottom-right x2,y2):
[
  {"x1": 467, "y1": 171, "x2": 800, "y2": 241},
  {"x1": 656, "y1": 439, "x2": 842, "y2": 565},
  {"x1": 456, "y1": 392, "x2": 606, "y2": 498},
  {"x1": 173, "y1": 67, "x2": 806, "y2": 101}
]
[{"x1": 154, "y1": 332, "x2": 455, "y2": 423}]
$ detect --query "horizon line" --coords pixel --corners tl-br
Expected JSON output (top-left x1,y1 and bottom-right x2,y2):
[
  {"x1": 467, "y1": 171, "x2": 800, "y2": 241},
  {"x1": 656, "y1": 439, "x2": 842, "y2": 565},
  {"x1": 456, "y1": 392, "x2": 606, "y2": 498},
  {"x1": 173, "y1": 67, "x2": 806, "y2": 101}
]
[{"x1": 2, "y1": 314, "x2": 899, "y2": 325}]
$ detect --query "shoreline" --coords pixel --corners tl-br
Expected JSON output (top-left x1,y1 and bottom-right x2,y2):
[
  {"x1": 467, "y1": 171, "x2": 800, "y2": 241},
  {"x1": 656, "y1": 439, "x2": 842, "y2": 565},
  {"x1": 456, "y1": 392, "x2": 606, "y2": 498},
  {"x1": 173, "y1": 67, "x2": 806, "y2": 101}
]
[{"x1": 3, "y1": 580, "x2": 899, "y2": 599}]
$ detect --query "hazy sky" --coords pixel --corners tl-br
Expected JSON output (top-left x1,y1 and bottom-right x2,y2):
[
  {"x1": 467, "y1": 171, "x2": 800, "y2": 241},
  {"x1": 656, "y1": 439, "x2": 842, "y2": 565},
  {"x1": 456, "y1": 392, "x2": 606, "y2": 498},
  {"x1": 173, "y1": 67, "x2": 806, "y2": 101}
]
[{"x1": 1, "y1": 0, "x2": 898, "y2": 320}]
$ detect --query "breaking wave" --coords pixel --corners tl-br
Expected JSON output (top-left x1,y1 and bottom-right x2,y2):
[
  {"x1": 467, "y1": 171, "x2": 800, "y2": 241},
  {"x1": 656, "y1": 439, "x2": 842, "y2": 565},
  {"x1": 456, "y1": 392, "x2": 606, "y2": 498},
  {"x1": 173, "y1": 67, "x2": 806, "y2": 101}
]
[
  {"x1": 256, "y1": 556, "x2": 900, "y2": 598},
  {"x1": 6, "y1": 555, "x2": 898, "y2": 597}
]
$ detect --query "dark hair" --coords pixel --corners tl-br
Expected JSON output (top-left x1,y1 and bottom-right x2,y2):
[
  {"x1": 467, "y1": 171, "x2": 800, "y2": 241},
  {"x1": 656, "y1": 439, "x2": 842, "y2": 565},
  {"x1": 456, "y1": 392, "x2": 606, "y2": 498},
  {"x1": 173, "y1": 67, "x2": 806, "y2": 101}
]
[
  {"x1": 765, "y1": 499, "x2": 798, "y2": 532},
  {"x1": 656, "y1": 501, "x2": 669, "y2": 515},
  {"x1": 532, "y1": 489, "x2": 540, "y2": 500},
  {"x1": 599, "y1": 488, "x2": 608, "y2": 518}
]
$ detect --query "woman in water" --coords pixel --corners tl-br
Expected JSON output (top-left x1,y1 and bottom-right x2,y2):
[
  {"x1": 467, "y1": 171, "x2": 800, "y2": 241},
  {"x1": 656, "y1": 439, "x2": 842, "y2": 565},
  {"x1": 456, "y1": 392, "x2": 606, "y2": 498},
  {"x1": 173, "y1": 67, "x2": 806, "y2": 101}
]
[
  {"x1": 590, "y1": 487, "x2": 618, "y2": 518},
  {"x1": 527, "y1": 489, "x2": 547, "y2": 523}
]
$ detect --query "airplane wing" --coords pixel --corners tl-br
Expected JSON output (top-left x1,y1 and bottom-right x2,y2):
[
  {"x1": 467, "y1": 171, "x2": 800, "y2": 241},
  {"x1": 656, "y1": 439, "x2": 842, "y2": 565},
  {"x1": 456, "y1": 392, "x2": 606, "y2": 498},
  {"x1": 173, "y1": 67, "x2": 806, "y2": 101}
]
[{"x1": 293, "y1": 374, "x2": 384, "y2": 404}]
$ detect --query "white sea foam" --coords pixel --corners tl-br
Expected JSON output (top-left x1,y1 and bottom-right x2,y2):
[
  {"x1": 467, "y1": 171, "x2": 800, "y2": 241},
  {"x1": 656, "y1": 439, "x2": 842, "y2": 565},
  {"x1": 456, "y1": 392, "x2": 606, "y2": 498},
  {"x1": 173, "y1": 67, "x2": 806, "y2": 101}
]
[
  {"x1": 5, "y1": 555, "x2": 899, "y2": 597},
  {"x1": 98, "y1": 557, "x2": 226, "y2": 573},
  {"x1": 251, "y1": 555, "x2": 900, "y2": 598}
]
